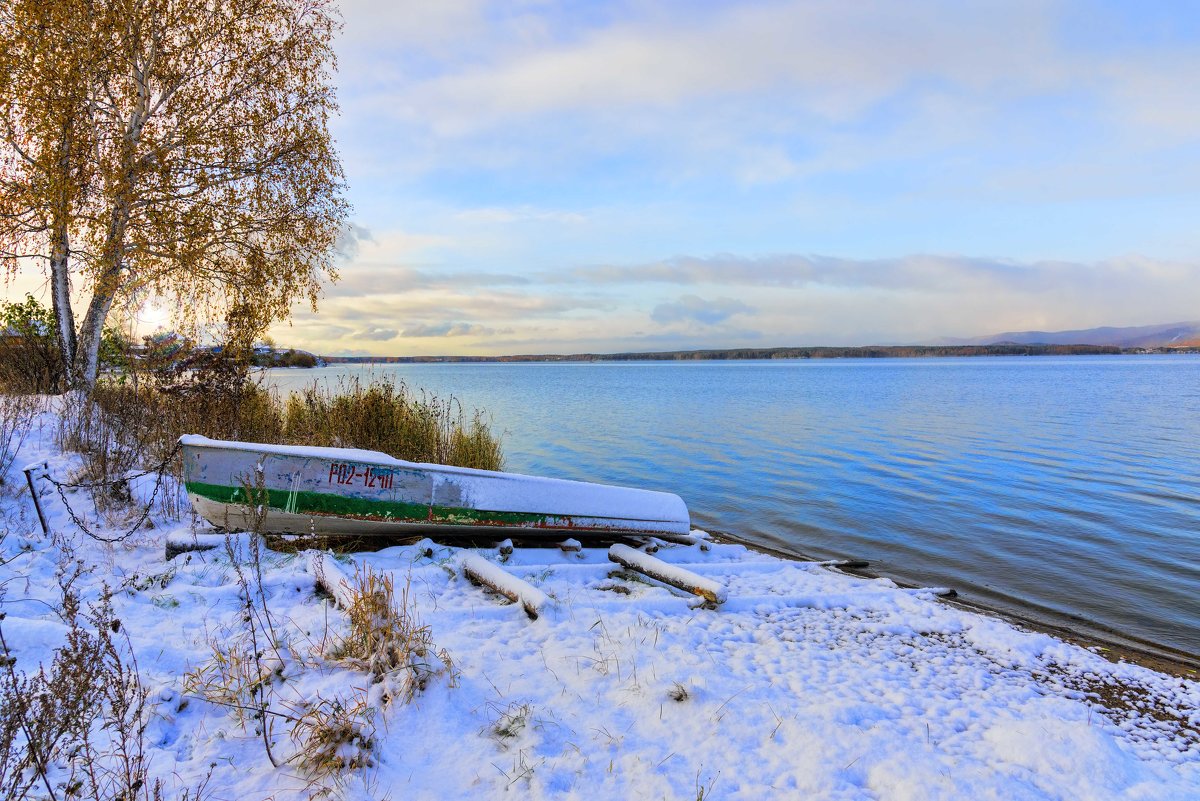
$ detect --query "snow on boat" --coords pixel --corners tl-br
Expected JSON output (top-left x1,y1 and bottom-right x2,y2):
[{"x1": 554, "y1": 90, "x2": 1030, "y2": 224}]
[{"x1": 179, "y1": 435, "x2": 691, "y2": 538}]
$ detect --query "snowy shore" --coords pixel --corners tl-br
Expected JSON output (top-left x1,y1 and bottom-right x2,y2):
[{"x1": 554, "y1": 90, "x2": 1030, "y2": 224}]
[{"x1": 1, "y1": 407, "x2": 1197, "y2": 799}]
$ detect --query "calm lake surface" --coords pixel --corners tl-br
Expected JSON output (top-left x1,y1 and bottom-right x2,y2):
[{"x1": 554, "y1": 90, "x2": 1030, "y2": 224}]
[{"x1": 266, "y1": 356, "x2": 1200, "y2": 654}]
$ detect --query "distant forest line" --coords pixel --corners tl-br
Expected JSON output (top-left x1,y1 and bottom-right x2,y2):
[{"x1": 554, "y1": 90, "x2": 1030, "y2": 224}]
[{"x1": 321, "y1": 343, "x2": 1200, "y2": 364}]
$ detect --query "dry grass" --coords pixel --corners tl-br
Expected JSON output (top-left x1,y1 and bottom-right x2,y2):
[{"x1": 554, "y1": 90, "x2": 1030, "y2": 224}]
[
  {"x1": 183, "y1": 627, "x2": 292, "y2": 728},
  {"x1": 330, "y1": 564, "x2": 456, "y2": 705},
  {"x1": 668, "y1": 682, "x2": 691, "y2": 702},
  {"x1": 186, "y1": 560, "x2": 453, "y2": 784},
  {"x1": 285, "y1": 691, "x2": 377, "y2": 778},
  {"x1": 53, "y1": 380, "x2": 283, "y2": 521},
  {"x1": 65, "y1": 381, "x2": 285, "y2": 468},
  {"x1": 0, "y1": 394, "x2": 40, "y2": 487},
  {"x1": 486, "y1": 701, "x2": 532, "y2": 744}
]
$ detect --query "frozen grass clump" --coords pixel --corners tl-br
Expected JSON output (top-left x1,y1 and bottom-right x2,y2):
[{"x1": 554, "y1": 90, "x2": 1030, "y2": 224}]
[
  {"x1": 330, "y1": 565, "x2": 456, "y2": 705},
  {"x1": 286, "y1": 691, "x2": 377, "y2": 778}
]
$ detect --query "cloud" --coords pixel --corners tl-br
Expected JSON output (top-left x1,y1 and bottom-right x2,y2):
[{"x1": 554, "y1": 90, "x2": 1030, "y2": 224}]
[
  {"x1": 335, "y1": 223, "x2": 374, "y2": 262},
  {"x1": 461, "y1": 327, "x2": 771, "y2": 354},
  {"x1": 557, "y1": 253, "x2": 1193, "y2": 296},
  {"x1": 392, "y1": 2, "x2": 1067, "y2": 135},
  {"x1": 269, "y1": 251, "x2": 1200, "y2": 356},
  {"x1": 338, "y1": 0, "x2": 487, "y2": 55},
  {"x1": 344, "y1": 228, "x2": 454, "y2": 265},
  {"x1": 331, "y1": 0, "x2": 1200, "y2": 220},
  {"x1": 357, "y1": 326, "x2": 399, "y2": 341},
  {"x1": 313, "y1": 0, "x2": 1200, "y2": 361},
  {"x1": 400, "y1": 322, "x2": 497, "y2": 338},
  {"x1": 268, "y1": 319, "x2": 356, "y2": 341},
  {"x1": 651, "y1": 294, "x2": 754, "y2": 326},
  {"x1": 328, "y1": 267, "x2": 531, "y2": 298}
]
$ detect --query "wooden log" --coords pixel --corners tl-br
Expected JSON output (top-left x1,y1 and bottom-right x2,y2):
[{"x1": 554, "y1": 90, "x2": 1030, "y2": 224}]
[
  {"x1": 164, "y1": 534, "x2": 222, "y2": 561},
  {"x1": 652, "y1": 532, "x2": 711, "y2": 551},
  {"x1": 607, "y1": 544, "x2": 726, "y2": 605},
  {"x1": 458, "y1": 552, "x2": 547, "y2": 620},
  {"x1": 308, "y1": 552, "x2": 356, "y2": 609},
  {"x1": 165, "y1": 542, "x2": 210, "y2": 561}
]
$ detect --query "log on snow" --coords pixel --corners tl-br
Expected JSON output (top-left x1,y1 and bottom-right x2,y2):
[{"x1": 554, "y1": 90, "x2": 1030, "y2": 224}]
[
  {"x1": 164, "y1": 533, "x2": 222, "y2": 561},
  {"x1": 607, "y1": 543, "x2": 726, "y2": 605},
  {"x1": 308, "y1": 552, "x2": 357, "y2": 610},
  {"x1": 458, "y1": 552, "x2": 548, "y2": 620},
  {"x1": 652, "y1": 532, "x2": 711, "y2": 550}
]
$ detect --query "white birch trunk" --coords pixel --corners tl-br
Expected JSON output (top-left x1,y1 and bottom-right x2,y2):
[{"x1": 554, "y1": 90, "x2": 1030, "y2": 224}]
[
  {"x1": 49, "y1": 224, "x2": 77, "y2": 383},
  {"x1": 72, "y1": 58, "x2": 148, "y2": 390},
  {"x1": 73, "y1": 291, "x2": 116, "y2": 389}
]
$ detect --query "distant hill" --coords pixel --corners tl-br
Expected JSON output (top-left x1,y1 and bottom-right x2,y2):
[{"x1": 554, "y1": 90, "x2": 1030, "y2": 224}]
[
  {"x1": 939, "y1": 321, "x2": 1200, "y2": 349},
  {"x1": 318, "y1": 323, "x2": 1200, "y2": 364},
  {"x1": 322, "y1": 344, "x2": 1127, "y2": 364}
]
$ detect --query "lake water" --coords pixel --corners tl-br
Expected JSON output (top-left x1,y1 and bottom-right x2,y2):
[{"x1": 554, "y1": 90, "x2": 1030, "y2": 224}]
[{"x1": 265, "y1": 356, "x2": 1200, "y2": 655}]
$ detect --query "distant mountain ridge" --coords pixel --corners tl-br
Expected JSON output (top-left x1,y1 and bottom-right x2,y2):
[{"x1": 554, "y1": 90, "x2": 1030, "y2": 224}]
[
  {"x1": 318, "y1": 322, "x2": 1200, "y2": 363},
  {"x1": 938, "y1": 321, "x2": 1200, "y2": 348},
  {"x1": 324, "y1": 344, "x2": 1127, "y2": 364}
]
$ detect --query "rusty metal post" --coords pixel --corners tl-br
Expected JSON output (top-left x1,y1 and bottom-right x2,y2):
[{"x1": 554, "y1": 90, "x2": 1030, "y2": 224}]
[{"x1": 23, "y1": 462, "x2": 49, "y2": 537}]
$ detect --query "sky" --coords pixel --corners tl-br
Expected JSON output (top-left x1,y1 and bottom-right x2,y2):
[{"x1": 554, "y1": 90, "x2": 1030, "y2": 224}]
[{"x1": 12, "y1": 0, "x2": 1200, "y2": 354}]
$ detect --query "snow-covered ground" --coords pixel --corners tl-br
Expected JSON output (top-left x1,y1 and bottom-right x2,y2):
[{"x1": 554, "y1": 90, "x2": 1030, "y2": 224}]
[{"x1": 1, "y1": 404, "x2": 1198, "y2": 800}]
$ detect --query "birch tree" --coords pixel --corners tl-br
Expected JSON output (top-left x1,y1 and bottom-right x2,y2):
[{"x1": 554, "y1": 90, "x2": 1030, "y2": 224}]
[
  {"x1": 0, "y1": 0, "x2": 348, "y2": 388},
  {"x1": 0, "y1": 0, "x2": 100, "y2": 378}
]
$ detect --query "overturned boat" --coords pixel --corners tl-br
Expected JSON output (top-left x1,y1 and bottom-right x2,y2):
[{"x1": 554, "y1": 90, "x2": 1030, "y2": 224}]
[{"x1": 180, "y1": 435, "x2": 691, "y2": 538}]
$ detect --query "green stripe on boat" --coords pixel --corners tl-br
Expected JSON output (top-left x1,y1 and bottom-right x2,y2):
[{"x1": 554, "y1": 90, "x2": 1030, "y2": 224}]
[{"x1": 183, "y1": 481, "x2": 640, "y2": 527}]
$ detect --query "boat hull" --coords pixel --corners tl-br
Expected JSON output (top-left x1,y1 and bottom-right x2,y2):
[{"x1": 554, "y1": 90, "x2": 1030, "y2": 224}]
[{"x1": 180, "y1": 436, "x2": 691, "y2": 538}]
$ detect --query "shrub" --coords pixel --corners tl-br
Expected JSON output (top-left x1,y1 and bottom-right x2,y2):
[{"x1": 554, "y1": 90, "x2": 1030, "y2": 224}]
[
  {"x1": 0, "y1": 294, "x2": 63, "y2": 393},
  {"x1": 267, "y1": 349, "x2": 318, "y2": 368},
  {"x1": 0, "y1": 295, "x2": 131, "y2": 394}
]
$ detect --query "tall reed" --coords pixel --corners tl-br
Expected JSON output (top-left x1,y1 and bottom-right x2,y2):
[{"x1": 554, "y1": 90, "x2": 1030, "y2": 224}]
[{"x1": 282, "y1": 375, "x2": 503, "y2": 470}]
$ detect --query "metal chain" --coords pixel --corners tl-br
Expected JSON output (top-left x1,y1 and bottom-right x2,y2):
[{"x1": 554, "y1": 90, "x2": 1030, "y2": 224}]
[
  {"x1": 44, "y1": 439, "x2": 183, "y2": 489},
  {"x1": 41, "y1": 440, "x2": 183, "y2": 543}
]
